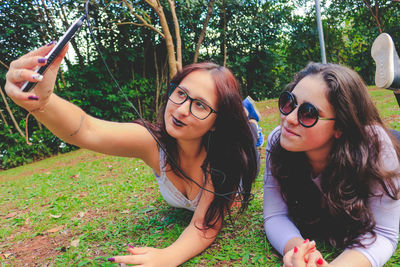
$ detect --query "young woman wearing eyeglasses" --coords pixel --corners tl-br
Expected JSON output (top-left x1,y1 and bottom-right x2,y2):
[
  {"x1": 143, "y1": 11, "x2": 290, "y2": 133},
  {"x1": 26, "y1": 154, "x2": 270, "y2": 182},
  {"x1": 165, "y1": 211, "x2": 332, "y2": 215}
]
[
  {"x1": 5, "y1": 45, "x2": 259, "y2": 265},
  {"x1": 263, "y1": 62, "x2": 400, "y2": 267}
]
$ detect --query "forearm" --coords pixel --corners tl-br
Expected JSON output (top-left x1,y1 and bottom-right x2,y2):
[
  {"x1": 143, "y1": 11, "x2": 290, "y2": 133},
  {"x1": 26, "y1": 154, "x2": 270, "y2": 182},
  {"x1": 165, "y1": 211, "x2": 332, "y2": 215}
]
[
  {"x1": 163, "y1": 223, "x2": 218, "y2": 265},
  {"x1": 31, "y1": 93, "x2": 90, "y2": 147},
  {"x1": 264, "y1": 214, "x2": 303, "y2": 255},
  {"x1": 329, "y1": 249, "x2": 371, "y2": 267}
]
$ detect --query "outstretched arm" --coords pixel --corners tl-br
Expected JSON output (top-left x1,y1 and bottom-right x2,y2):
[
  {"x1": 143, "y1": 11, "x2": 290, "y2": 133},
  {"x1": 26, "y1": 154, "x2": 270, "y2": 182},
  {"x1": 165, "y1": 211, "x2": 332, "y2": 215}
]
[{"x1": 5, "y1": 44, "x2": 158, "y2": 165}]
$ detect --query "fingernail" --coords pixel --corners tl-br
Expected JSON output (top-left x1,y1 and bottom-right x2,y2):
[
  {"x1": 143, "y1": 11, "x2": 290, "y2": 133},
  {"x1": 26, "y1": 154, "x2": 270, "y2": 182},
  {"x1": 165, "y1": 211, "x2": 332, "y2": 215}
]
[
  {"x1": 32, "y1": 74, "x2": 43, "y2": 81},
  {"x1": 28, "y1": 95, "x2": 39, "y2": 101},
  {"x1": 38, "y1": 58, "x2": 47, "y2": 64},
  {"x1": 317, "y1": 258, "x2": 323, "y2": 265},
  {"x1": 303, "y1": 239, "x2": 309, "y2": 243},
  {"x1": 293, "y1": 246, "x2": 298, "y2": 253},
  {"x1": 47, "y1": 40, "x2": 56, "y2": 46},
  {"x1": 107, "y1": 258, "x2": 115, "y2": 262},
  {"x1": 127, "y1": 244, "x2": 134, "y2": 249}
]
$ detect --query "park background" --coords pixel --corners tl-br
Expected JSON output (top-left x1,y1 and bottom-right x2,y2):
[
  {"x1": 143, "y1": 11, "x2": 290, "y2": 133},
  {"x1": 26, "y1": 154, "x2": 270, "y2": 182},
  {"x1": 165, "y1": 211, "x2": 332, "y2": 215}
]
[{"x1": 1, "y1": 0, "x2": 400, "y2": 265}]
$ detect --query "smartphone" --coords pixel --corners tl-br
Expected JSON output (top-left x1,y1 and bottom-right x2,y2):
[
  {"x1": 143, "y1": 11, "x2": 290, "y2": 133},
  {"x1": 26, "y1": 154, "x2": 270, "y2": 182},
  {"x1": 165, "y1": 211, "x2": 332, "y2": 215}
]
[{"x1": 21, "y1": 14, "x2": 86, "y2": 92}]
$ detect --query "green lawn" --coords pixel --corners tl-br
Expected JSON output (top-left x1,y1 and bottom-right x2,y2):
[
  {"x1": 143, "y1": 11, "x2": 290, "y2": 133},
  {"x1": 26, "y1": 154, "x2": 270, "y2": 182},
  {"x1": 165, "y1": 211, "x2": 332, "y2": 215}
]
[{"x1": 0, "y1": 88, "x2": 399, "y2": 266}]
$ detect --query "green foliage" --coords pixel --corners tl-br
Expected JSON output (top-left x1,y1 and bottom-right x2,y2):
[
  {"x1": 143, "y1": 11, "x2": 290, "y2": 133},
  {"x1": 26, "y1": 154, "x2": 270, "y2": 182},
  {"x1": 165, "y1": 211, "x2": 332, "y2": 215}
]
[
  {"x1": 0, "y1": 0, "x2": 43, "y2": 64},
  {"x1": 2, "y1": 0, "x2": 400, "y2": 169},
  {"x1": 200, "y1": 0, "x2": 295, "y2": 99},
  {"x1": 0, "y1": 125, "x2": 75, "y2": 170}
]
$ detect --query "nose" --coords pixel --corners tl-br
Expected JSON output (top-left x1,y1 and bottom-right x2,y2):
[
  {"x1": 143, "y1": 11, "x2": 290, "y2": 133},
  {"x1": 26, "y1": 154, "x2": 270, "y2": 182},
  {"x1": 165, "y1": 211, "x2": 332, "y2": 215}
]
[
  {"x1": 284, "y1": 106, "x2": 299, "y2": 126},
  {"x1": 176, "y1": 99, "x2": 191, "y2": 116}
]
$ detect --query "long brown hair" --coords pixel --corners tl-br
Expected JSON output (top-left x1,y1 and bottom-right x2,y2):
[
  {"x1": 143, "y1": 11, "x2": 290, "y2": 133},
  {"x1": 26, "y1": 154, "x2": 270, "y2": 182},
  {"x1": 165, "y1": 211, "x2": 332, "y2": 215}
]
[
  {"x1": 137, "y1": 62, "x2": 258, "y2": 230},
  {"x1": 270, "y1": 62, "x2": 400, "y2": 248}
]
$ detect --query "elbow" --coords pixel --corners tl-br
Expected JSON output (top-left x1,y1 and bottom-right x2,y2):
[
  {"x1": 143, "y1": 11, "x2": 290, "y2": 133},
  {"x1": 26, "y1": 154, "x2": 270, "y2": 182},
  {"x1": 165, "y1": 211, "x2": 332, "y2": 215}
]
[{"x1": 191, "y1": 220, "x2": 220, "y2": 243}]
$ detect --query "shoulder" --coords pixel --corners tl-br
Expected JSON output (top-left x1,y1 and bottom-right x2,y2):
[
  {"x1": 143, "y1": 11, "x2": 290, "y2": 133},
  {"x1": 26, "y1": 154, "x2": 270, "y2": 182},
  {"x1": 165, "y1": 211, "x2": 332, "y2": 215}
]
[
  {"x1": 128, "y1": 121, "x2": 161, "y2": 171},
  {"x1": 266, "y1": 126, "x2": 281, "y2": 154},
  {"x1": 267, "y1": 126, "x2": 281, "y2": 150},
  {"x1": 366, "y1": 125, "x2": 398, "y2": 163},
  {"x1": 366, "y1": 125, "x2": 400, "y2": 193},
  {"x1": 365, "y1": 124, "x2": 394, "y2": 146}
]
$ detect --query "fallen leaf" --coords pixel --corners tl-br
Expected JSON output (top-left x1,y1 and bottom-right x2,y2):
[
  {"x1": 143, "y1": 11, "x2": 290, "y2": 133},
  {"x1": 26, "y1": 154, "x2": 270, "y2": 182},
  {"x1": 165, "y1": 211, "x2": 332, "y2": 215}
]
[
  {"x1": 50, "y1": 214, "x2": 62, "y2": 218},
  {"x1": 71, "y1": 174, "x2": 80, "y2": 179},
  {"x1": 70, "y1": 239, "x2": 80, "y2": 247},
  {"x1": 78, "y1": 211, "x2": 86, "y2": 218},
  {"x1": 5, "y1": 212, "x2": 17, "y2": 219},
  {"x1": 121, "y1": 210, "x2": 130, "y2": 214},
  {"x1": 78, "y1": 192, "x2": 88, "y2": 198},
  {"x1": 46, "y1": 225, "x2": 65, "y2": 233},
  {"x1": 139, "y1": 207, "x2": 156, "y2": 214}
]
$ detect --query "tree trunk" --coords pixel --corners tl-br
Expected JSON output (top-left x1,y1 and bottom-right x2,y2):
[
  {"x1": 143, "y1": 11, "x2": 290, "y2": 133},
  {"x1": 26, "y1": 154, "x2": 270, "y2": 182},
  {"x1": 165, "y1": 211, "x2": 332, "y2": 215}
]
[
  {"x1": 220, "y1": 0, "x2": 227, "y2": 66},
  {"x1": 0, "y1": 108, "x2": 12, "y2": 134},
  {"x1": 362, "y1": 0, "x2": 382, "y2": 33},
  {"x1": 57, "y1": 0, "x2": 85, "y2": 66},
  {"x1": 154, "y1": 45, "x2": 160, "y2": 115},
  {"x1": 0, "y1": 62, "x2": 13, "y2": 134},
  {"x1": 160, "y1": 59, "x2": 169, "y2": 111},
  {"x1": 193, "y1": 0, "x2": 216, "y2": 63},
  {"x1": 37, "y1": 0, "x2": 72, "y2": 70},
  {"x1": 38, "y1": 0, "x2": 57, "y2": 39},
  {"x1": 151, "y1": 2, "x2": 178, "y2": 79},
  {"x1": 167, "y1": 0, "x2": 182, "y2": 70},
  {"x1": 122, "y1": 0, "x2": 179, "y2": 79},
  {"x1": 0, "y1": 86, "x2": 24, "y2": 137}
]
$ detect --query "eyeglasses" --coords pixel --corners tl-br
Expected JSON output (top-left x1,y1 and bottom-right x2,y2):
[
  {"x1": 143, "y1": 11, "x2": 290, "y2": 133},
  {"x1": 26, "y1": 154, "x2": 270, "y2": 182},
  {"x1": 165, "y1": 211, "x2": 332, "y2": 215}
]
[
  {"x1": 278, "y1": 91, "x2": 335, "y2": 128},
  {"x1": 168, "y1": 84, "x2": 218, "y2": 120}
]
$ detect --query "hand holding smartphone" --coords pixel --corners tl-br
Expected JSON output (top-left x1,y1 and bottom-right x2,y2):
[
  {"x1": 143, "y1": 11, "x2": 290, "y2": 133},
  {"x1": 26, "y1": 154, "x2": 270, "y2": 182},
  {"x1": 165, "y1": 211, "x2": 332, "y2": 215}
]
[{"x1": 21, "y1": 15, "x2": 86, "y2": 92}]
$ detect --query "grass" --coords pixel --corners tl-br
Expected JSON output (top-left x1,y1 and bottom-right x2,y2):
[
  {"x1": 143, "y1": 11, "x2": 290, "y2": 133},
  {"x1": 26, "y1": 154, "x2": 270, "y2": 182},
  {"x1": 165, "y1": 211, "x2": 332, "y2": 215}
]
[{"x1": 0, "y1": 87, "x2": 399, "y2": 266}]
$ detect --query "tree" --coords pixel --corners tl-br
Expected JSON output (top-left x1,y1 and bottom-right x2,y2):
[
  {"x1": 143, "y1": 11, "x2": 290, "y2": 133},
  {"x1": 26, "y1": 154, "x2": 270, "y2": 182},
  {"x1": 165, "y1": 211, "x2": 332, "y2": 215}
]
[
  {"x1": 0, "y1": 86, "x2": 24, "y2": 137},
  {"x1": 121, "y1": 0, "x2": 182, "y2": 79},
  {"x1": 193, "y1": 0, "x2": 216, "y2": 63}
]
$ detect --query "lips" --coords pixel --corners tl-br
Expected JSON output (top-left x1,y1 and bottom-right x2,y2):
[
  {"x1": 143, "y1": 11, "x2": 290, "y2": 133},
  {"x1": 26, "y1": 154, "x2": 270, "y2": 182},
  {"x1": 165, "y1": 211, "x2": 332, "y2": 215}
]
[
  {"x1": 283, "y1": 126, "x2": 299, "y2": 136},
  {"x1": 172, "y1": 116, "x2": 187, "y2": 127}
]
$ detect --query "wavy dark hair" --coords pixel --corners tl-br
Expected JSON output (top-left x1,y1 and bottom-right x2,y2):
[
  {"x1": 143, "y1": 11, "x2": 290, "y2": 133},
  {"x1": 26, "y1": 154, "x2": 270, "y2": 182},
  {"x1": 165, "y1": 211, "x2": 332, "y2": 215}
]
[
  {"x1": 269, "y1": 62, "x2": 400, "y2": 248},
  {"x1": 136, "y1": 62, "x2": 259, "y2": 231}
]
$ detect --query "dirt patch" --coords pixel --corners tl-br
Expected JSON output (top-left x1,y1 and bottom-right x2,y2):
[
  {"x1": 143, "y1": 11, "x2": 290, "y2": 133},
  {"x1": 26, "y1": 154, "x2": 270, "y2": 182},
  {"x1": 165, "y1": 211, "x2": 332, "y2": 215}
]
[
  {"x1": 0, "y1": 209, "x2": 113, "y2": 265},
  {"x1": 260, "y1": 105, "x2": 278, "y2": 117},
  {"x1": 1, "y1": 231, "x2": 72, "y2": 266},
  {"x1": 368, "y1": 86, "x2": 382, "y2": 91}
]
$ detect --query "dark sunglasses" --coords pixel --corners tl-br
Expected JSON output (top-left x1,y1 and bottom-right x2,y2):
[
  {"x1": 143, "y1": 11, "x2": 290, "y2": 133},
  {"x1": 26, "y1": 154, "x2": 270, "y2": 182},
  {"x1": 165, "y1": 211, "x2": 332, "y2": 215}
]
[{"x1": 278, "y1": 91, "x2": 335, "y2": 128}]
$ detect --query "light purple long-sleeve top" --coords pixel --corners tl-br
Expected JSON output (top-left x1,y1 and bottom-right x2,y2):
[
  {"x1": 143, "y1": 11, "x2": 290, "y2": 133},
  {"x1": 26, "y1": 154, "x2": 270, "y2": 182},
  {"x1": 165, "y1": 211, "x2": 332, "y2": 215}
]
[{"x1": 263, "y1": 126, "x2": 400, "y2": 267}]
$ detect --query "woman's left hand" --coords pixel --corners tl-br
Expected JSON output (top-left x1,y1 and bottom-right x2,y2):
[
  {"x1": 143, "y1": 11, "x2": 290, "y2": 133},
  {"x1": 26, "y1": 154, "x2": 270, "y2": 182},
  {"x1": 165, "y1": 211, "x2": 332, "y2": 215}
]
[
  {"x1": 290, "y1": 240, "x2": 330, "y2": 267},
  {"x1": 109, "y1": 245, "x2": 176, "y2": 267}
]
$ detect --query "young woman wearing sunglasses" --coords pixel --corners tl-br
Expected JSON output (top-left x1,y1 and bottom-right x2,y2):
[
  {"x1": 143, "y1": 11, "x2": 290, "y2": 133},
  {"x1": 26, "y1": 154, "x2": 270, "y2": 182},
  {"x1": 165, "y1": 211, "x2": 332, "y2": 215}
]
[
  {"x1": 5, "y1": 45, "x2": 259, "y2": 265},
  {"x1": 263, "y1": 62, "x2": 400, "y2": 267}
]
